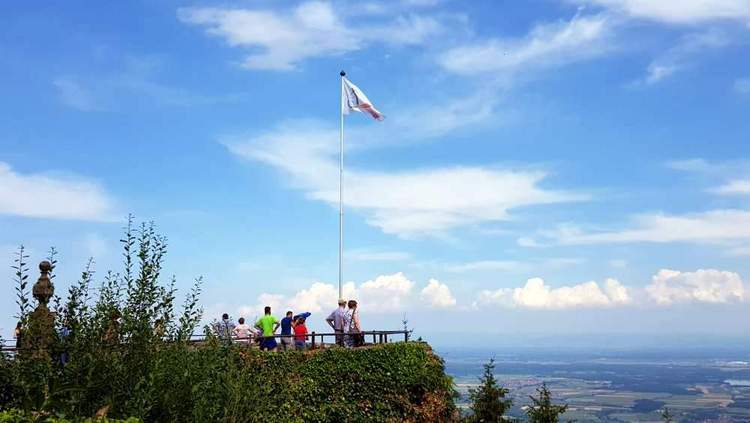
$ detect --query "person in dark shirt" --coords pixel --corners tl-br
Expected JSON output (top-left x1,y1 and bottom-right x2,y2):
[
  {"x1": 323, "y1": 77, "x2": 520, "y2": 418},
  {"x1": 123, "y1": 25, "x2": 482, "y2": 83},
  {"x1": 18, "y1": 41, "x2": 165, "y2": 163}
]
[{"x1": 279, "y1": 311, "x2": 294, "y2": 351}]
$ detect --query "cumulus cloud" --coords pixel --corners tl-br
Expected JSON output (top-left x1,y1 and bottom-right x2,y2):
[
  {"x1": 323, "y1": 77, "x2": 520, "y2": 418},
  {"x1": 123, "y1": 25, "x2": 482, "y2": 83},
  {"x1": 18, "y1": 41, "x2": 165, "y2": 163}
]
[
  {"x1": 646, "y1": 269, "x2": 745, "y2": 305},
  {"x1": 438, "y1": 13, "x2": 612, "y2": 76},
  {"x1": 242, "y1": 273, "x2": 455, "y2": 317},
  {"x1": 0, "y1": 162, "x2": 117, "y2": 221},
  {"x1": 225, "y1": 121, "x2": 582, "y2": 237},
  {"x1": 577, "y1": 0, "x2": 750, "y2": 24},
  {"x1": 420, "y1": 279, "x2": 457, "y2": 308},
  {"x1": 178, "y1": 2, "x2": 442, "y2": 71},
  {"x1": 476, "y1": 277, "x2": 631, "y2": 309}
]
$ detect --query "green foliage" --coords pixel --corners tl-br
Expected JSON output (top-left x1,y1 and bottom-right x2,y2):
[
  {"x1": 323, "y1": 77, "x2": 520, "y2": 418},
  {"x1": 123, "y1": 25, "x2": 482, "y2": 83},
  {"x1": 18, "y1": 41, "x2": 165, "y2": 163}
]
[
  {"x1": 12, "y1": 245, "x2": 31, "y2": 325},
  {"x1": 525, "y1": 383, "x2": 569, "y2": 423},
  {"x1": 661, "y1": 407, "x2": 674, "y2": 423},
  {"x1": 467, "y1": 359, "x2": 512, "y2": 422},
  {"x1": 0, "y1": 409, "x2": 141, "y2": 422}
]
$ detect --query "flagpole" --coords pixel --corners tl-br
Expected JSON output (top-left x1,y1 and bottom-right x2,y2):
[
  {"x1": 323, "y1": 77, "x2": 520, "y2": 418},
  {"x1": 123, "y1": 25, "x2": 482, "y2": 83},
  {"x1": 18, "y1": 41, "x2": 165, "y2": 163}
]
[{"x1": 339, "y1": 70, "x2": 345, "y2": 302}]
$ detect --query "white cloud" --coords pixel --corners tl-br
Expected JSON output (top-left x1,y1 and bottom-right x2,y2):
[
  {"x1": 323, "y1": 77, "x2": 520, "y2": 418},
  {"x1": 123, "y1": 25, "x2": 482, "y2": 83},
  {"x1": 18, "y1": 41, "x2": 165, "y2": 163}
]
[
  {"x1": 241, "y1": 273, "x2": 455, "y2": 317},
  {"x1": 713, "y1": 179, "x2": 750, "y2": 195},
  {"x1": 646, "y1": 269, "x2": 745, "y2": 305},
  {"x1": 578, "y1": 0, "x2": 750, "y2": 24},
  {"x1": 736, "y1": 78, "x2": 750, "y2": 94},
  {"x1": 420, "y1": 278, "x2": 457, "y2": 308},
  {"x1": 476, "y1": 277, "x2": 631, "y2": 309},
  {"x1": 178, "y1": 2, "x2": 442, "y2": 71},
  {"x1": 438, "y1": 14, "x2": 612, "y2": 75},
  {"x1": 445, "y1": 260, "x2": 523, "y2": 273},
  {"x1": 225, "y1": 121, "x2": 582, "y2": 237},
  {"x1": 358, "y1": 273, "x2": 415, "y2": 311},
  {"x1": 536, "y1": 210, "x2": 750, "y2": 246},
  {"x1": 0, "y1": 162, "x2": 117, "y2": 221},
  {"x1": 633, "y1": 29, "x2": 731, "y2": 85}
]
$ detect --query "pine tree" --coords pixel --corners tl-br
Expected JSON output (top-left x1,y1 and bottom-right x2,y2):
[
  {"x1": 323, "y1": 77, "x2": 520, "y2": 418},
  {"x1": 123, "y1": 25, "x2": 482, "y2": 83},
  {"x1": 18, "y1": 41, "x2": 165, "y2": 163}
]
[
  {"x1": 526, "y1": 383, "x2": 569, "y2": 423},
  {"x1": 468, "y1": 358, "x2": 512, "y2": 422}
]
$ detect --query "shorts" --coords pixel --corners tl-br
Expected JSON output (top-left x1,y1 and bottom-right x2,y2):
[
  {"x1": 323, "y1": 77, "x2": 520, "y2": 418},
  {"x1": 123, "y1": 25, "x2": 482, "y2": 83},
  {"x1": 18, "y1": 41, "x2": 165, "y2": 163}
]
[
  {"x1": 295, "y1": 340, "x2": 306, "y2": 350},
  {"x1": 260, "y1": 337, "x2": 278, "y2": 350},
  {"x1": 280, "y1": 335, "x2": 294, "y2": 350}
]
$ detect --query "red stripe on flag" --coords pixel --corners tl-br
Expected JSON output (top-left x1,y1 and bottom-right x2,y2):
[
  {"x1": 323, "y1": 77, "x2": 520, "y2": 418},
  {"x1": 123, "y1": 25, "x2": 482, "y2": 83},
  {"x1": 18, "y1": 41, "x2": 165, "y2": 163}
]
[{"x1": 359, "y1": 103, "x2": 384, "y2": 121}]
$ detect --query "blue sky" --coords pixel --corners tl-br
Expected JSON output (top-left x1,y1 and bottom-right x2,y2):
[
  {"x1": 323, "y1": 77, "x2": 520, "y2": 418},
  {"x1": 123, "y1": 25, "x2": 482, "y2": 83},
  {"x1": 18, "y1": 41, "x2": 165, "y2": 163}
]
[{"x1": 2, "y1": 0, "x2": 750, "y2": 345}]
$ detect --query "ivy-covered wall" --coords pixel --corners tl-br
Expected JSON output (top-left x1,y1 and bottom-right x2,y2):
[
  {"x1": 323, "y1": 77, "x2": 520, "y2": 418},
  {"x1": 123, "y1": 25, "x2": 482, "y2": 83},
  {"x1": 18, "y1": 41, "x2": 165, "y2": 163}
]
[{"x1": 0, "y1": 342, "x2": 457, "y2": 423}]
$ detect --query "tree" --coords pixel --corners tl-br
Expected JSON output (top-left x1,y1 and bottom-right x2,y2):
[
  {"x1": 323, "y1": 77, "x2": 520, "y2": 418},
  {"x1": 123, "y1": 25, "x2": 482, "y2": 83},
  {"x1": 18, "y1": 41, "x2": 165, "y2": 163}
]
[
  {"x1": 661, "y1": 407, "x2": 674, "y2": 423},
  {"x1": 526, "y1": 383, "x2": 569, "y2": 423},
  {"x1": 468, "y1": 358, "x2": 512, "y2": 422}
]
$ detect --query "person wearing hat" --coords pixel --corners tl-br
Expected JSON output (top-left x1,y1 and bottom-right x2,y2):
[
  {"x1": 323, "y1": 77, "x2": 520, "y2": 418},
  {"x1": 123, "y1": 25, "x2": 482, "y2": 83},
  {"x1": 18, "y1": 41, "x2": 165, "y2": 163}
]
[{"x1": 326, "y1": 299, "x2": 347, "y2": 347}]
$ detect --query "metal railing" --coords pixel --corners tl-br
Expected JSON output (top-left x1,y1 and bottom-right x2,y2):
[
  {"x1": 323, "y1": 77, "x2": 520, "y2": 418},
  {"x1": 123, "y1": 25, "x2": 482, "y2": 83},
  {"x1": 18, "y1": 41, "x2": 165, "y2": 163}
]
[
  {"x1": 193, "y1": 330, "x2": 411, "y2": 348},
  {"x1": 0, "y1": 330, "x2": 411, "y2": 355}
]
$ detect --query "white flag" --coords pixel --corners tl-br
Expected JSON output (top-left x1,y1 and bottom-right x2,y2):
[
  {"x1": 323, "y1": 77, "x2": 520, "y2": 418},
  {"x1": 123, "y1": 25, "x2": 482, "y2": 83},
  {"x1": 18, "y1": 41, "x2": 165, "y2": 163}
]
[{"x1": 342, "y1": 77, "x2": 384, "y2": 121}]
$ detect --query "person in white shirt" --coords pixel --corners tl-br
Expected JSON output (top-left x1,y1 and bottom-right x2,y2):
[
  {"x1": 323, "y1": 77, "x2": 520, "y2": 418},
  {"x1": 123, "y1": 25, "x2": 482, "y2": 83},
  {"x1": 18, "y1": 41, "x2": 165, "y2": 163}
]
[{"x1": 233, "y1": 317, "x2": 253, "y2": 345}]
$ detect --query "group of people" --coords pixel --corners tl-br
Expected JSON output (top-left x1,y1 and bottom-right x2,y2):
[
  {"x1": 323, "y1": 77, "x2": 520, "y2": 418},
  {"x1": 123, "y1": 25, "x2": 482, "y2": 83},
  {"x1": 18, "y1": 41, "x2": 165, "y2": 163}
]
[
  {"x1": 326, "y1": 299, "x2": 362, "y2": 347},
  {"x1": 212, "y1": 299, "x2": 362, "y2": 351},
  {"x1": 214, "y1": 307, "x2": 310, "y2": 351}
]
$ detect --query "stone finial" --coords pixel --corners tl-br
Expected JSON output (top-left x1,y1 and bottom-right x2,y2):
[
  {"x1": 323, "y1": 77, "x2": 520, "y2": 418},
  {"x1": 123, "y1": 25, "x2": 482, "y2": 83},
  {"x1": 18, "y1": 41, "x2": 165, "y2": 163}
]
[{"x1": 32, "y1": 260, "x2": 54, "y2": 307}]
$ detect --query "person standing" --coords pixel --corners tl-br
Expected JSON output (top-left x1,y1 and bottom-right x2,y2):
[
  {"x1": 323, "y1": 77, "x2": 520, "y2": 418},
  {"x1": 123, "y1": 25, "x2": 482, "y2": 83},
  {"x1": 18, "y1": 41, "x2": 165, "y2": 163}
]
[
  {"x1": 346, "y1": 300, "x2": 362, "y2": 347},
  {"x1": 326, "y1": 300, "x2": 347, "y2": 347},
  {"x1": 294, "y1": 317, "x2": 309, "y2": 350},
  {"x1": 256, "y1": 306, "x2": 280, "y2": 352},
  {"x1": 279, "y1": 311, "x2": 295, "y2": 351},
  {"x1": 214, "y1": 313, "x2": 236, "y2": 344},
  {"x1": 233, "y1": 317, "x2": 253, "y2": 345}
]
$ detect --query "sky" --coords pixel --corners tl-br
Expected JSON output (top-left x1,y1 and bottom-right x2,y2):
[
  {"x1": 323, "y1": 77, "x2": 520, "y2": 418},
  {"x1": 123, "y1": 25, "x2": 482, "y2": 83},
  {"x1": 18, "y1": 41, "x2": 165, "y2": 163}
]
[{"x1": 2, "y1": 0, "x2": 750, "y2": 347}]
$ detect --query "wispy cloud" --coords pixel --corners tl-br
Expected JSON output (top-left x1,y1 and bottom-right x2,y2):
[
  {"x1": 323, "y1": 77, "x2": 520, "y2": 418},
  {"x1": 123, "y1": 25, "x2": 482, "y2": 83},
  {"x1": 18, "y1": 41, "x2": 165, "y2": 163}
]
[
  {"x1": 0, "y1": 162, "x2": 117, "y2": 221},
  {"x1": 530, "y1": 210, "x2": 750, "y2": 246},
  {"x1": 224, "y1": 120, "x2": 584, "y2": 237},
  {"x1": 178, "y1": 2, "x2": 443, "y2": 71},
  {"x1": 438, "y1": 13, "x2": 613, "y2": 76},
  {"x1": 735, "y1": 77, "x2": 750, "y2": 94},
  {"x1": 346, "y1": 248, "x2": 411, "y2": 262},
  {"x1": 631, "y1": 29, "x2": 731, "y2": 86},
  {"x1": 53, "y1": 78, "x2": 100, "y2": 112},
  {"x1": 575, "y1": 0, "x2": 750, "y2": 25},
  {"x1": 53, "y1": 56, "x2": 238, "y2": 112}
]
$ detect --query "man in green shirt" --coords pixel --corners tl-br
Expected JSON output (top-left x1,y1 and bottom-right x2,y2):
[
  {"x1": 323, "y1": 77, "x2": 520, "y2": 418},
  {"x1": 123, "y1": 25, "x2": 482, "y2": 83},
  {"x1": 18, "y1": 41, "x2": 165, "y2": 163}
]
[{"x1": 256, "y1": 306, "x2": 280, "y2": 351}]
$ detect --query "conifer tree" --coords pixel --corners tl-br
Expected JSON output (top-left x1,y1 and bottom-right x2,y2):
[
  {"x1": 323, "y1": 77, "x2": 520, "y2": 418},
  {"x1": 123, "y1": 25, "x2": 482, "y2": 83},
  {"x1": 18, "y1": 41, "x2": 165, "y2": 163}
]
[
  {"x1": 526, "y1": 383, "x2": 569, "y2": 423},
  {"x1": 661, "y1": 407, "x2": 674, "y2": 423},
  {"x1": 468, "y1": 358, "x2": 512, "y2": 422}
]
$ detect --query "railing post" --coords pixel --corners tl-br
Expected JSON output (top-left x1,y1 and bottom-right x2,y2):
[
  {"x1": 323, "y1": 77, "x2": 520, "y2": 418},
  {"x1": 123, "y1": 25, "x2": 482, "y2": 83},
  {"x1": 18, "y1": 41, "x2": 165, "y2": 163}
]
[
  {"x1": 311, "y1": 331, "x2": 316, "y2": 349},
  {"x1": 404, "y1": 331, "x2": 408, "y2": 342}
]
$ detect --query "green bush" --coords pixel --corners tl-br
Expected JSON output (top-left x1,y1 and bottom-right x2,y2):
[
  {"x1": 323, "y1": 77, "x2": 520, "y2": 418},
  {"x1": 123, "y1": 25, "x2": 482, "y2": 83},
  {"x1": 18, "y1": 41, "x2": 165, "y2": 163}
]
[{"x1": 1, "y1": 343, "x2": 456, "y2": 422}]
